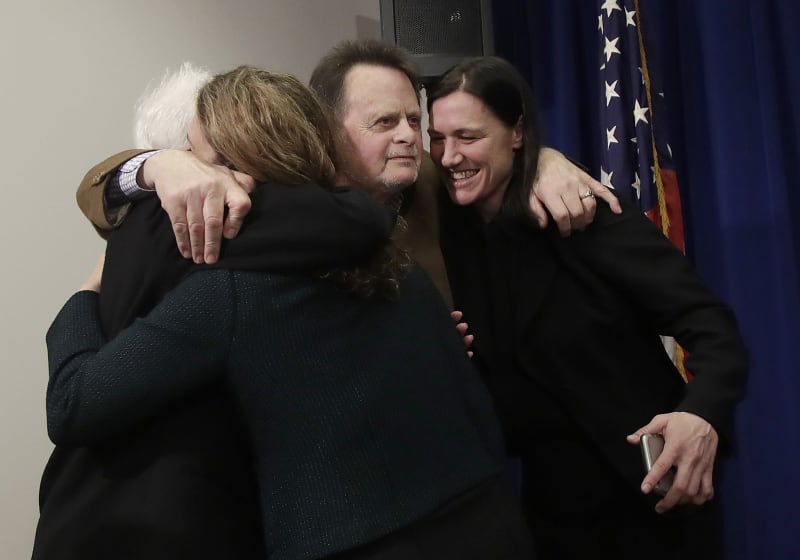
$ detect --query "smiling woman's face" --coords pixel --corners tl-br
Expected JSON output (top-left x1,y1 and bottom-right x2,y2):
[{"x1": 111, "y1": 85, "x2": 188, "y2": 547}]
[{"x1": 428, "y1": 90, "x2": 523, "y2": 222}]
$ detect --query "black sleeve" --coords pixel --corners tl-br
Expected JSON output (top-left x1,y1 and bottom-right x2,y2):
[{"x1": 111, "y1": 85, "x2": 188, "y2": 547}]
[
  {"x1": 217, "y1": 183, "x2": 395, "y2": 270},
  {"x1": 562, "y1": 200, "x2": 748, "y2": 442},
  {"x1": 45, "y1": 270, "x2": 235, "y2": 446}
]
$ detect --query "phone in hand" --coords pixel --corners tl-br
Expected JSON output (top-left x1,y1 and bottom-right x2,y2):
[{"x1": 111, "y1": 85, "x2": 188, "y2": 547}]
[{"x1": 640, "y1": 433, "x2": 675, "y2": 496}]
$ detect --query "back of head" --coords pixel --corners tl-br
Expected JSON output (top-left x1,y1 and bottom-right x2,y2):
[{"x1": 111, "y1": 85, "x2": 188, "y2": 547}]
[
  {"x1": 200, "y1": 65, "x2": 409, "y2": 300},
  {"x1": 309, "y1": 39, "x2": 420, "y2": 120},
  {"x1": 197, "y1": 66, "x2": 337, "y2": 186},
  {"x1": 428, "y1": 56, "x2": 540, "y2": 221},
  {"x1": 134, "y1": 62, "x2": 212, "y2": 150}
]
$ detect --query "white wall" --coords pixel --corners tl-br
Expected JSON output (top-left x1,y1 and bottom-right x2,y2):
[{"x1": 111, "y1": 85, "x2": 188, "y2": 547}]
[{"x1": 0, "y1": 0, "x2": 380, "y2": 556}]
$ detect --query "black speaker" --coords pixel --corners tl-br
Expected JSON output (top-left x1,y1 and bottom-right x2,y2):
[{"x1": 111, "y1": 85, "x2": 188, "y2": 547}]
[{"x1": 380, "y1": 0, "x2": 494, "y2": 83}]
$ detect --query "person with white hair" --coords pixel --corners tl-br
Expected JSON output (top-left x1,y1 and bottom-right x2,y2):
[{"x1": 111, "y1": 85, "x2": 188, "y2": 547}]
[{"x1": 134, "y1": 62, "x2": 212, "y2": 150}]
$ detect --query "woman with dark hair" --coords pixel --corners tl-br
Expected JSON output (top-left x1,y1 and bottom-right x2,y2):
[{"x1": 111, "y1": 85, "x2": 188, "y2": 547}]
[
  {"x1": 45, "y1": 66, "x2": 535, "y2": 559},
  {"x1": 428, "y1": 56, "x2": 748, "y2": 560}
]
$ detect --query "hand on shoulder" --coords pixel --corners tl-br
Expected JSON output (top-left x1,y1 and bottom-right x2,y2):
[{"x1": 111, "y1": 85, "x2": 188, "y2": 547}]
[{"x1": 530, "y1": 147, "x2": 622, "y2": 236}]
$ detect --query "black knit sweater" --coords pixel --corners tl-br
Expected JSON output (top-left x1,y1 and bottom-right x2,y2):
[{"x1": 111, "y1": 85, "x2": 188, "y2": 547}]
[{"x1": 46, "y1": 266, "x2": 505, "y2": 560}]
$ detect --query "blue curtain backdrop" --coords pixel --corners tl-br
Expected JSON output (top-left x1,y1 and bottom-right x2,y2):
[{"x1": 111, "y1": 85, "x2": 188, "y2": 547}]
[{"x1": 491, "y1": 1, "x2": 800, "y2": 559}]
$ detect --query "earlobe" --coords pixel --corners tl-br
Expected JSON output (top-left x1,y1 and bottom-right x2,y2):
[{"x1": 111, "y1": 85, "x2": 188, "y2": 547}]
[{"x1": 512, "y1": 118, "x2": 524, "y2": 149}]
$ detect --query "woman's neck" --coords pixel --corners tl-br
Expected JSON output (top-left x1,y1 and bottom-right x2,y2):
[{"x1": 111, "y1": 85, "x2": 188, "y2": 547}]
[{"x1": 475, "y1": 181, "x2": 509, "y2": 223}]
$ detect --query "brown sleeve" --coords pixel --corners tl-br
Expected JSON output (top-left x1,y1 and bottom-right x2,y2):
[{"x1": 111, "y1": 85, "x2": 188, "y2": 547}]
[{"x1": 76, "y1": 149, "x2": 149, "y2": 237}]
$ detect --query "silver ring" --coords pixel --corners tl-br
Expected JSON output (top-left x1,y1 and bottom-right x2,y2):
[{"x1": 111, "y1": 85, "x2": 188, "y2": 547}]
[{"x1": 579, "y1": 190, "x2": 595, "y2": 200}]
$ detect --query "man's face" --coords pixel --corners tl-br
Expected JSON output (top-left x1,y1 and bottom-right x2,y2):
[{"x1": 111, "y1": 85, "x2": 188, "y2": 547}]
[{"x1": 335, "y1": 64, "x2": 423, "y2": 201}]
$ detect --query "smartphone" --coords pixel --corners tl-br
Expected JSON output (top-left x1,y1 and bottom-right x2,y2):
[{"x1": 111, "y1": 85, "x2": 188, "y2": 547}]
[{"x1": 640, "y1": 433, "x2": 675, "y2": 496}]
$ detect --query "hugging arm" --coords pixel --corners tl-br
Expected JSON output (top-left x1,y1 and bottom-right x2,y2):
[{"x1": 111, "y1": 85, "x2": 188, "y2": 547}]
[
  {"x1": 82, "y1": 147, "x2": 615, "y2": 253},
  {"x1": 45, "y1": 269, "x2": 235, "y2": 446},
  {"x1": 77, "y1": 149, "x2": 255, "y2": 259},
  {"x1": 77, "y1": 150, "x2": 394, "y2": 267}
]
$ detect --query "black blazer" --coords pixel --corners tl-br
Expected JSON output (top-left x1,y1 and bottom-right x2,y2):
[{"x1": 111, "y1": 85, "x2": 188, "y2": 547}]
[
  {"x1": 33, "y1": 185, "x2": 393, "y2": 560},
  {"x1": 440, "y1": 198, "x2": 748, "y2": 491}
]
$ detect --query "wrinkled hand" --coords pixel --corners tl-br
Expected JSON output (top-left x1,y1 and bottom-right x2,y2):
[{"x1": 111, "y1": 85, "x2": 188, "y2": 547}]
[
  {"x1": 80, "y1": 252, "x2": 106, "y2": 293},
  {"x1": 451, "y1": 311, "x2": 474, "y2": 359},
  {"x1": 530, "y1": 147, "x2": 622, "y2": 236},
  {"x1": 627, "y1": 412, "x2": 719, "y2": 513},
  {"x1": 141, "y1": 150, "x2": 256, "y2": 263}
]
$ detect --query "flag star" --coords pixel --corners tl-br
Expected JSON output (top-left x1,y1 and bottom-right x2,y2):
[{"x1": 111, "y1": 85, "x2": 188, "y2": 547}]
[
  {"x1": 605, "y1": 80, "x2": 620, "y2": 106},
  {"x1": 625, "y1": 7, "x2": 636, "y2": 27},
  {"x1": 606, "y1": 125, "x2": 619, "y2": 149},
  {"x1": 604, "y1": 36, "x2": 621, "y2": 62},
  {"x1": 638, "y1": 67, "x2": 644, "y2": 84},
  {"x1": 630, "y1": 136, "x2": 638, "y2": 144},
  {"x1": 633, "y1": 99, "x2": 649, "y2": 125},
  {"x1": 667, "y1": 144, "x2": 673, "y2": 158},
  {"x1": 658, "y1": 92, "x2": 665, "y2": 98},
  {"x1": 600, "y1": 167, "x2": 615, "y2": 189},
  {"x1": 601, "y1": 0, "x2": 621, "y2": 18},
  {"x1": 598, "y1": 14, "x2": 604, "y2": 34},
  {"x1": 600, "y1": 63, "x2": 606, "y2": 71},
  {"x1": 632, "y1": 172, "x2": 641, "y2": 198}
]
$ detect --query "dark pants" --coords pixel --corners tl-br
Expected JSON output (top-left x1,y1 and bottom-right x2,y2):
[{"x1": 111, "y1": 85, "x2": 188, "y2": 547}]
[
  {"x1": 331, "y1": 475, "x2": 536, "y2": 560},
  {"x1": 520, "y1": 438, "x2": 722, "y2": 560},
  {"x1": 31, "y1": 395, "x2": 264, "y2": 560}
]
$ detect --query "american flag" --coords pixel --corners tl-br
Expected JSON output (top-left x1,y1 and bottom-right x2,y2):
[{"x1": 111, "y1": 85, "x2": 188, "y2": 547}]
[{"x1": 598, "y1": 0, "x2": 688, "y2": 376}]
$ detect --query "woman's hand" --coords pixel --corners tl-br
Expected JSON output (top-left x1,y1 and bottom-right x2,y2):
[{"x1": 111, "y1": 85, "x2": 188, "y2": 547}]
[{"x1": 627, "y1": 412, "x2": 719, "y2": 513}]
